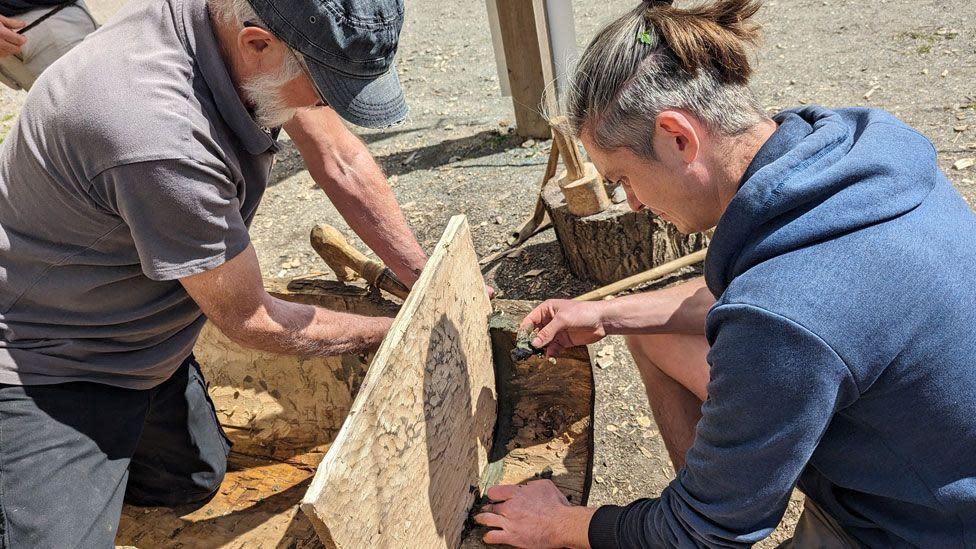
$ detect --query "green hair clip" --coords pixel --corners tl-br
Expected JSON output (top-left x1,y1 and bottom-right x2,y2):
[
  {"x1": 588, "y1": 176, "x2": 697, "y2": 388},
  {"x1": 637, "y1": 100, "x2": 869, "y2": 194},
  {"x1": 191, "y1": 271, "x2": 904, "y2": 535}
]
[{"x1": 637, "y1": 30, "x2": 653, "y2": 45}]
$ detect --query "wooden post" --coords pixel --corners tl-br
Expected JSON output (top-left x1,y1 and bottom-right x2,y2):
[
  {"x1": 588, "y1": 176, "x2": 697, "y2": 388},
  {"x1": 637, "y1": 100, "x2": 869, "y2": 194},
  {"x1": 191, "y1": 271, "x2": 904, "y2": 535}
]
[{"x1": 495, "y1": 0, "x2": 558, "y2": 139}]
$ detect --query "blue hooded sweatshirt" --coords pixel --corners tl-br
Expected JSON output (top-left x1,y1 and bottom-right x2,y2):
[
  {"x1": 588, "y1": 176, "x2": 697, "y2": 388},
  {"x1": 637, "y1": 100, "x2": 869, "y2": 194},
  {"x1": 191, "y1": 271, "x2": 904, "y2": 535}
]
[{"x1": 588, "y1": 107, "x2": 976, "y2": 548}]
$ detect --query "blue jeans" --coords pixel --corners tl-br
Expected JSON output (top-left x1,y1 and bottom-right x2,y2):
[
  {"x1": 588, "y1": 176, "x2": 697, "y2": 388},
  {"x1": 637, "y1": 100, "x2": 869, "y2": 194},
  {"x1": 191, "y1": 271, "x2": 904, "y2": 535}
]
[{"x1": 0, "y1": 357, "x2": 230, "y2": 547}]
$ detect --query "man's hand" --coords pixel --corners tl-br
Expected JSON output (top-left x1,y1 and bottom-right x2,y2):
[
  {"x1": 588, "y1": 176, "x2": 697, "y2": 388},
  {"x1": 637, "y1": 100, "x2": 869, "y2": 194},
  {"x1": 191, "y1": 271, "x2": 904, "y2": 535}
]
[
  {"x1": 474, "y1": 480, "x2": 595, "y2": 549},
  {"x1": 0, "y1": 15, "x2": 26, "y2": 58},
  {"x1": 519, "y1": 299, "x2": 611, "y2": 358}
]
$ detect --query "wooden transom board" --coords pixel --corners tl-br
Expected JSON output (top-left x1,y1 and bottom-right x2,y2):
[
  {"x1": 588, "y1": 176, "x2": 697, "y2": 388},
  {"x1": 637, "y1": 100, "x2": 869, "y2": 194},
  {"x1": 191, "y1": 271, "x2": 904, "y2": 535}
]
[{"x1": 301, "y1": 215, "x2": 496, "y2": 548}]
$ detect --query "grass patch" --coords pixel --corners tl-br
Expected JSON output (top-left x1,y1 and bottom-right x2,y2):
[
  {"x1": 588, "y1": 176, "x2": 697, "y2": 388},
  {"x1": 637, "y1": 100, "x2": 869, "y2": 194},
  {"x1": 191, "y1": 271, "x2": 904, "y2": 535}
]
[
  {"x1": 490, "y1": 132, "x2": 512, "y2": 147},
  {"x1": 898, "y1": 27, "x2": 959, "y2": 55},
  {"x1": 901, "y1": 30, "x2": 935, "y2": 41}
]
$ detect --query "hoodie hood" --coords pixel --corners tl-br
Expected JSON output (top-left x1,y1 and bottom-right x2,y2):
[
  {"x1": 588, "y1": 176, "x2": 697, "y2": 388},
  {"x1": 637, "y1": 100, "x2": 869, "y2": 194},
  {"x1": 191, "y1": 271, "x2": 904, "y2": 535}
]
[{"x1": 704, "y1": 106, "x2": 939, "y2": 297}]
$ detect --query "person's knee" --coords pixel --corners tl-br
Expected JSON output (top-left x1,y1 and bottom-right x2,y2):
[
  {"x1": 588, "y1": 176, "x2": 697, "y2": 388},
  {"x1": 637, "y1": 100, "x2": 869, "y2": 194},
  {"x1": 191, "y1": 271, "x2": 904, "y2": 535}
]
[
  {"x1": 170, "y1": 455, "x2": 228, "y2": 508},
  {"x1": 125, "y1": 454, "x2": 227, "y2": 511},
  {"x1": 187, "y1": 457, "x2": 228, "y2": 503},
  {"x1": 624, "y1": 333, "x2": 678, "y2": 373},
  {"x1": 19, "y1": 5, "x2": 96, "y2": 74},
  {"x1": 624, "y1": 333, "x2": 710, "y2": 400},
  {"x1": 172, "y1": 477, "x2": 223, "y2": 513}
]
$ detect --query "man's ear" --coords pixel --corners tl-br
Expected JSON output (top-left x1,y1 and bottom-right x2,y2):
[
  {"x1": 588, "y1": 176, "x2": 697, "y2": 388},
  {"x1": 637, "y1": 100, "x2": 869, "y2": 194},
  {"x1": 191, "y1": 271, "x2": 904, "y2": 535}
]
[
  {"x1": 653, "y1": 110, "x2": 701, "y2": 165},
  {"x1": 236, "y1": 26, "x2": 276, "y2": 67}
]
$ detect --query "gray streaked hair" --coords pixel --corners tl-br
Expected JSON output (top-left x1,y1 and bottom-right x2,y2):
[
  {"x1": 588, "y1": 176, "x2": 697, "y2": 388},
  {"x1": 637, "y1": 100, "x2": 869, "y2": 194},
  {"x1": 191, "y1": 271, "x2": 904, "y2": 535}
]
[
  {"x1": 207, "y1": 0, "x2": 303, "y2": 82},
  {"x1": 566, "y1": 0, "x2": 768, "y2": 159},
  {"x1": 209, "y1": 0, "x2": 260, "y2": 28}
]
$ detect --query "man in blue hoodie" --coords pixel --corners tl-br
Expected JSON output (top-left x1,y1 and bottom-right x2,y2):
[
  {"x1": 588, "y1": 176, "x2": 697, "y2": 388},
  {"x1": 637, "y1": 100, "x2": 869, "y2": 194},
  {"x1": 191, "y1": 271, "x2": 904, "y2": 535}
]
[{"x1": 474, "y1": 1, "x2": 976, "y2": 548}]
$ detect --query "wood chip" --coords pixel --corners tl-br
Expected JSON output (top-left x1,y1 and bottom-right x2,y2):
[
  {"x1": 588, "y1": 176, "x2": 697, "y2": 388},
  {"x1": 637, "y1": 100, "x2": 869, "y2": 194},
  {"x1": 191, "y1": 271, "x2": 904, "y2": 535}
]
[
  {"x1": 953, "y1": 158, "x2": 976, "y2": 170},
  {"x1": 954, "y1": 125, "x2": 969, "y2": 132},
  {"x1": 596, "y1": 356, "x2": 613, "y2": 370},
  {"x1": 636, "y1": 415, "x2": 652, "y2": 428},
  {"x1": 864, "y1": 85, "x2": 880, "y2": 100},
  {"x1": 523, "y1": 269, "x2": 545, "y2": 278}
]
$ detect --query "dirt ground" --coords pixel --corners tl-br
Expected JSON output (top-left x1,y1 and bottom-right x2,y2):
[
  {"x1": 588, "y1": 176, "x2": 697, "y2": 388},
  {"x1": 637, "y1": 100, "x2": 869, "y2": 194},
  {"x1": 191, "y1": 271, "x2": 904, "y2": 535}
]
[{"x1": 2, "y1": 0, "x2": 974, "y2": 546}]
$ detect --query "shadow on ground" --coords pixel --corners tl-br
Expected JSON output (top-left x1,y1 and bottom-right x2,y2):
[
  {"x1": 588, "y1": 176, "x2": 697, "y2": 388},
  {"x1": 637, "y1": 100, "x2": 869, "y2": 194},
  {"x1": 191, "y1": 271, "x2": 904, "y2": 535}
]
[
  {"x1": 268, "y1": 129, "x2": 528, "y2": 187},
  {"x1": 487, "y1": 239, "x2": 705, "y2": 302}
]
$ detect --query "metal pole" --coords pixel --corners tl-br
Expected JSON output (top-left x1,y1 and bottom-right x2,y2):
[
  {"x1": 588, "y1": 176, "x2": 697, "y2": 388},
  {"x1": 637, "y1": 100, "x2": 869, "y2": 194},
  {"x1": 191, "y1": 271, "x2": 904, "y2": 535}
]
[{"x1": 543, "y1": 0, "x2": 577, "y2": 98}]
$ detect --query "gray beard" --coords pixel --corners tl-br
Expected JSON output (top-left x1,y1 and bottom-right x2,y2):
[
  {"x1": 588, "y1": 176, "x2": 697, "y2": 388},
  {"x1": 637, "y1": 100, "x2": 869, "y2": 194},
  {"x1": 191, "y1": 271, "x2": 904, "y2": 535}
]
[{"x1": 241, "y1": 72, "x2": 299, "y2": 128}]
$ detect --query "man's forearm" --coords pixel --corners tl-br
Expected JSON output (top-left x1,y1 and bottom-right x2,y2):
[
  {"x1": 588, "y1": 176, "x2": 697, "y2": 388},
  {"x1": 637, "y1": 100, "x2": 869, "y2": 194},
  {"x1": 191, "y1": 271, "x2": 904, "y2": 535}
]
[
  {"x1": 601, "y1": 277, "x2": 714, "y2": 336},
  {"x1": 286, "y1": 108, "x2": 427, "y2": 287},
  {"x1": 230, "y1": 295, "x2": 393, "y2": 357}
]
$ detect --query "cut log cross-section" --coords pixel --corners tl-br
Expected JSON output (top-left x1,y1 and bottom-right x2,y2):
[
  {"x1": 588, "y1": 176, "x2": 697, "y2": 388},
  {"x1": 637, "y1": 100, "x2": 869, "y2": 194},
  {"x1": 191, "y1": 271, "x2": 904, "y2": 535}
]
[
  {"x1": 542, "y1": 178, "x2": 710, "y2": 284},
  {"x1": 301, "y1": 215, "x2": 496, "y2": 549}
]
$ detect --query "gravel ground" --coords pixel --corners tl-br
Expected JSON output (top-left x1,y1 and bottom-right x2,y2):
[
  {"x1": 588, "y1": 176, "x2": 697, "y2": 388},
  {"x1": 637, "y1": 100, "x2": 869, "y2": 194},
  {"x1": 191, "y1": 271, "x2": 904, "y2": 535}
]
[{"x1": 2, "y1": 0, "x2": 974, "y2": 545}]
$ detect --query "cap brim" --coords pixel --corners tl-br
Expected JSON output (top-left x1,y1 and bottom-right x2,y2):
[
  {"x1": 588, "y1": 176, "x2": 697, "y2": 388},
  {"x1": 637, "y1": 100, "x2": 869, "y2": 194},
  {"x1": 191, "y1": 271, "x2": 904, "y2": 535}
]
[{"x1": 306, "y1": 60, "x2": 408, "y2": 129}]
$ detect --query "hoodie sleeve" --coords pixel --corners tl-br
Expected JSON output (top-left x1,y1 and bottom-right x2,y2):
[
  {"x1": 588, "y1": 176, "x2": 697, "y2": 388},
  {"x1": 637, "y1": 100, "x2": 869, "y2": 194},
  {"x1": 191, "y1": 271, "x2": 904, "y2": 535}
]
[{"x1": 589, "y1": 303, "x2": 859, "y2": 548}]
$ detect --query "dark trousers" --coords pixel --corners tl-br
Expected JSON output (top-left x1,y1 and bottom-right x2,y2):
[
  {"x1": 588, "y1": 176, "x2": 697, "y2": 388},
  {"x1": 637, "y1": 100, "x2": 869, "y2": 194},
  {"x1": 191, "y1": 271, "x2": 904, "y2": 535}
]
[{"x1": 0, "y1": 357, "x2": 231, "y2": 548}]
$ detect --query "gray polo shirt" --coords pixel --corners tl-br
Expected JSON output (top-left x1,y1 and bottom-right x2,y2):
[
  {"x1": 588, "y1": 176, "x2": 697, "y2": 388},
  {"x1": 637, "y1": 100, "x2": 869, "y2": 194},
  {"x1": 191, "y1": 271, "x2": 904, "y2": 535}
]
[{"x1": 0, "y1": 0, "x2": 280, "y2": 388}]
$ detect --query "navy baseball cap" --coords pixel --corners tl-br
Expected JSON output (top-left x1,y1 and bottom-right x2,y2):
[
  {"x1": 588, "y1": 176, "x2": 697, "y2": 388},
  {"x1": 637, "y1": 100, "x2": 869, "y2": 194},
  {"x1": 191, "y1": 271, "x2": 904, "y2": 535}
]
[{"x1": 245, "y1": 0, "x2": 408, "y2": 128}]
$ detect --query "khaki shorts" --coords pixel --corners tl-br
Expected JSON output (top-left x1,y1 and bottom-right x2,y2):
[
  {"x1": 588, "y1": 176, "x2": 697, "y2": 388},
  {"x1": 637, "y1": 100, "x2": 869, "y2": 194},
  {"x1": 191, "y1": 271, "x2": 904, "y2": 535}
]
[
  {"x1": 777, "y1": 497, "x2": 860, "y2": 549},
  {"x1": 0, "y1": 0, "x2": 97, "y2": 90}
]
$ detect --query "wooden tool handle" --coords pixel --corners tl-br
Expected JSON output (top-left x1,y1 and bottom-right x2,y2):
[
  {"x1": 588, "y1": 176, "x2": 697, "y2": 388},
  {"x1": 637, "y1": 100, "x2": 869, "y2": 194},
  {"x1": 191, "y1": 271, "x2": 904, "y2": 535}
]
[
  {"x1": 310, "y1": 224, "x2": 410, "y2": 299},
  {"x1": 574, "y1": 248, "x2": 708, "y2": 301},
  {"x1": 549, "y1": 116, "x2": 584, "y2": 181},
  {"x1": 310, "y1": 224, "x2": 371, "y2": 282}
]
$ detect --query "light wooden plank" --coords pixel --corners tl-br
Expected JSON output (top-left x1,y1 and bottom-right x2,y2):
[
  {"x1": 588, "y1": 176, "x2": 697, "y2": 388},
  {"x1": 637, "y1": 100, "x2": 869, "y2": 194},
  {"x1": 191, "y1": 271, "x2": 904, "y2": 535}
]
[
  {"x1": 496, "y1": 0, "x2": 558, "y2": 138},
  {"x1": 301, "y1": 215, "x2": 496, "y2": 549}
]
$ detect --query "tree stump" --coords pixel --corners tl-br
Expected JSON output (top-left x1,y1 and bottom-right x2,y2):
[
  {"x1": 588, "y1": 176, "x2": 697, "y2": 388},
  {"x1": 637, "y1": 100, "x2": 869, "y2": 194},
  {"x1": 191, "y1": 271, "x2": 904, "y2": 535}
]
[{"x1": 542, "y1": 179, "x2": 709, "y2": 284}]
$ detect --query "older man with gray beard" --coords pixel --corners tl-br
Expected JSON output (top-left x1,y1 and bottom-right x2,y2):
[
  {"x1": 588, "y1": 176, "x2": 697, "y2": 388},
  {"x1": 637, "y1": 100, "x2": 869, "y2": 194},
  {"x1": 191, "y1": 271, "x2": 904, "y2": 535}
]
[{"x1": 0, "y1": 0, "x2": 428, "y2": 544}]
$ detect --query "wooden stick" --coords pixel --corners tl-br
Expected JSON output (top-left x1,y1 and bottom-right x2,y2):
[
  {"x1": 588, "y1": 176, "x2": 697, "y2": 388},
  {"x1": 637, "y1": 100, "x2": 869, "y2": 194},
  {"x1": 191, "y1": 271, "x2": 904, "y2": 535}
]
[
  {"x1": 574, "y1": 248, "x2": 708, "y2": 301},
  {"x1": 479, "y1": 218, "x2": 552, "y2": 268},
  {"x1": 510, "y1": 143, "x2": 559, "y2": 241},
  {"x1": 480, "y1": 141, "x2": 561, "y2": 268}
]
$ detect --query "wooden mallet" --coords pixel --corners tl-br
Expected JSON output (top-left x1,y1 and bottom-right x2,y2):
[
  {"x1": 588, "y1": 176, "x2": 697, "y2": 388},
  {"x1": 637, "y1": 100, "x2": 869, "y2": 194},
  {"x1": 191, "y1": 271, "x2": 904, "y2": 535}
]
[
  {"x1": 309, "y1": 224, "x2": 410, "y2": 300},
  {"x1": 550, "y1": 116, "x2": 610, "y2": 217}
]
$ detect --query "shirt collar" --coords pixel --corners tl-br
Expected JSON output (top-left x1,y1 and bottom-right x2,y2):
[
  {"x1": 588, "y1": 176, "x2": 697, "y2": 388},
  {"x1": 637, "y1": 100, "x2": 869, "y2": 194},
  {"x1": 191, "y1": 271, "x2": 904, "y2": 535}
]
[{"x1": 179, "y1": 0, "x2": 280, "y2": 156}]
